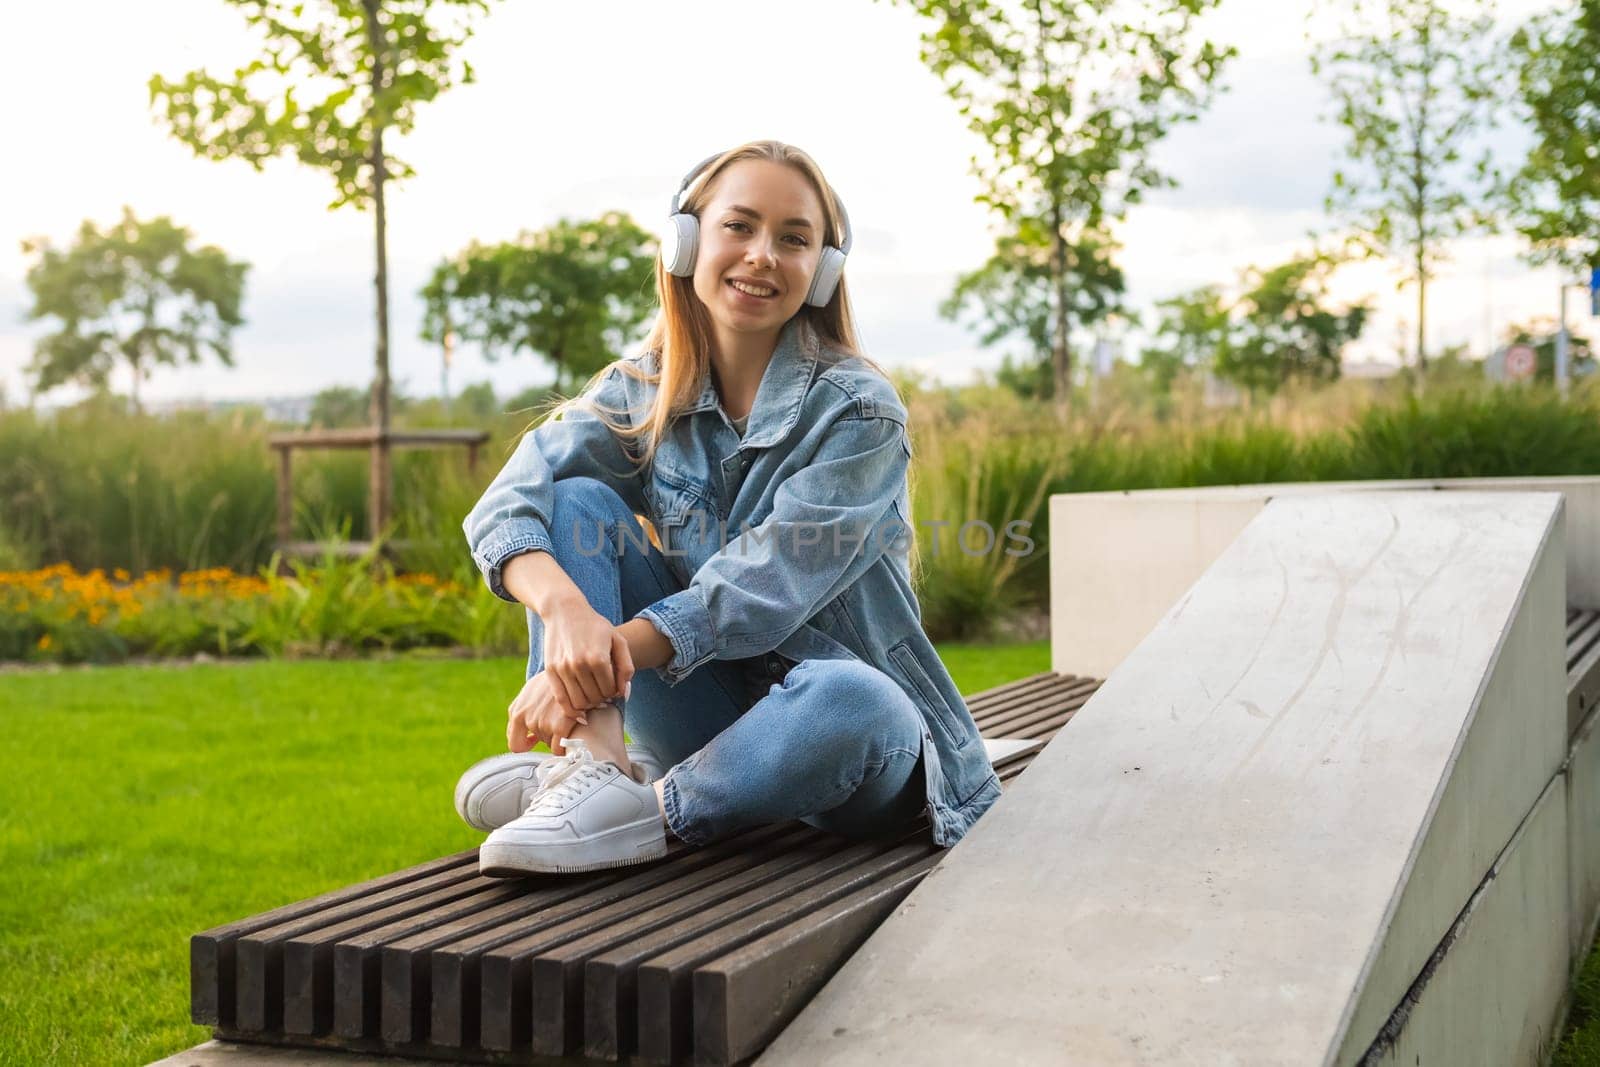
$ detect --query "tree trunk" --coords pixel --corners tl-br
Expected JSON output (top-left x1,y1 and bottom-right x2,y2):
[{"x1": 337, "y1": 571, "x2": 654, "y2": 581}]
[
  {"x1": 364, "y1": 0, "x2": 392, "y2": 544},
  {"x1": 1415, "y1": 253, "x2": 1427, "y2": 379},
  {"x1": 1050, "y1": 199, "x2": 1072, "y2": 417}
]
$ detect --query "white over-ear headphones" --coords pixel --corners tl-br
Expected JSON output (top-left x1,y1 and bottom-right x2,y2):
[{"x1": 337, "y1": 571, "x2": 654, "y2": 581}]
[{"x1": 660, "y1": 150, "x2": 853, "y2": 308}]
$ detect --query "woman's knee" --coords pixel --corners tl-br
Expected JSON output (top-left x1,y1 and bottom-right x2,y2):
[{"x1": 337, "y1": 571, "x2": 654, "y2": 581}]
[
  {"x1": 547, "y1": 478, "x2": 634, "y2": 550},
  {"x1": 784, "y1": 658, "x2": 924, "y2": 752}
]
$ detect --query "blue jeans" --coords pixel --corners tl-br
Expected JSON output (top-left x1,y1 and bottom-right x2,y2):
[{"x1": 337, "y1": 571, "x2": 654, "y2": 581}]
[{"x1": 523, "y1": 477, "x2": 929, "y2": 847}]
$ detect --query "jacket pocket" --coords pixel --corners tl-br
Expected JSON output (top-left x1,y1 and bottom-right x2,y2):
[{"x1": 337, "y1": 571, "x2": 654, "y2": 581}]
[
  {"x1": 647, "y1": 464, "x2": 714, "y2": 549},
  {"x1": 887, "y1": 639, "x2": 971, "y2": 751}
]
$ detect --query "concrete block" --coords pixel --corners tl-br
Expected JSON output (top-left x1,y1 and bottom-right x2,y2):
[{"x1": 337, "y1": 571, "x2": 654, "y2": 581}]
[
  {"x1": 1568, "y1": 705, "x2": 1600, "y2": 963},
  {"x1": 1051, "y1": 476, "x2": 1600, "y2": 679},
  {"x1": 1355, "y1": 776, "x2": 1569, "y2": 1067},
  {"x1": 761, "y1": 493, "x2": 1565, "y2": 1066}
]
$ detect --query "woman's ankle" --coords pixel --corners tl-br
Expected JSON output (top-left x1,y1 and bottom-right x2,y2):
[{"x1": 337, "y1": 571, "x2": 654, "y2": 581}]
[{"x1": 568, "y1": 704, "x2": 629, "y2": 771}]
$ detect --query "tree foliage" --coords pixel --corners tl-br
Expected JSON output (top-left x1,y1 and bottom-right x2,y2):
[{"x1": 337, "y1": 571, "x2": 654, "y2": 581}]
[
  {"x1": 939, "y1": 222, "x2": 1125, "y2": 400},
  {"x1": 21, "y1": 208, "x2": 248, "y2": 409},
  {"x1": 419, "y1": 212, "x2": 658, "y2": 394},
  {"x1": 1311, "y1": 0, "x2": 1498, "y2": 373},
  {"x1": 308, "y1": 385, "x2": 374, "y2": 428},
  {"x1": 1145, "y1": 253, "x2": 1371, "y2": 396},
  {"x1": 148, "y1": 0, "x2": 491, "y2": 211},
  {"x1": 148, "y1": 0, "x2": 496, "y2": 532},
  {"x1": 889, "y1": 0, "x2": 1233, "y2": 400},
  {"x1": 1137, "y1": 285, "x2": 1230, "y2": 392},
  {"x1": 1217, "y1": 254, "x2": 1371, "y2": 394},
  {"x1": 1506, "y1": 0, "x2": 1600, "y2": 275}
]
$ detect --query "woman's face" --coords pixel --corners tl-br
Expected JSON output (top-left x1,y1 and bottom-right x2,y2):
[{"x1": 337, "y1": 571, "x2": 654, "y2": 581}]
[{"x1": 691, "y1": 159, "x2": 827, "y2": 350}]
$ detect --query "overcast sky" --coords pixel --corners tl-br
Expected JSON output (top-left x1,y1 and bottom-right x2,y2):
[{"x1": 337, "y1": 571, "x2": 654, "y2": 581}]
[{"x1": 0, "y1": 0, "x2": 1582, "y2": 407}]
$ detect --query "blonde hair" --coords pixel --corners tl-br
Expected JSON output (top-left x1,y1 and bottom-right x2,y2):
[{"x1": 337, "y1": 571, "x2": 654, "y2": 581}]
[{"x1": 529, "y1": 139, "x2": 920, "y2": 580}]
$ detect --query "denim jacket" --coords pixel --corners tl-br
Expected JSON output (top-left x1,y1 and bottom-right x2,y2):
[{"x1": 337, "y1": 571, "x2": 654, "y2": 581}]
[{"x1": 463, "y1": 316, "x2": 1001, "y2": 847}]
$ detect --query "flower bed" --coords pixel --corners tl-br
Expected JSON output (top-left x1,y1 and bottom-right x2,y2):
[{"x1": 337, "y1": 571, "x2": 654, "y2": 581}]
[{"x1": 0, "y1": 560, "x2": 526, "y2": 665}]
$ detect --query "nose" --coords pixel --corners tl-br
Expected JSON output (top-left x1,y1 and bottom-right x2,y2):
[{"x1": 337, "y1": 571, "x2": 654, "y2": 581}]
[{"x1": 744, "y1": 235, "x2": 778, "y2": 270}]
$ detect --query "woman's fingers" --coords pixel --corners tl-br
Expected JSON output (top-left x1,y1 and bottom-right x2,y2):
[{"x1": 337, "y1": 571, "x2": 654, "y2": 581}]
[
  {"x1": 572, "y1": 657, "x2": 613, "y2": 708},
  {"x1": 507, "y1": 712, "x2": 531, "y2": 753},
  {"x1": 546, "y1": 670, "x2": 584, "y2": 718},
  {"x1": 611, "y1": 631, "x2": 635, "y2": 699}
]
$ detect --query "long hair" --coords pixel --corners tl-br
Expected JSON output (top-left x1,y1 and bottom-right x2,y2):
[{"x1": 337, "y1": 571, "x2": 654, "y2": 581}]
[{"x1": 531, "y1": 140, "x2": 920, "y2": 581}]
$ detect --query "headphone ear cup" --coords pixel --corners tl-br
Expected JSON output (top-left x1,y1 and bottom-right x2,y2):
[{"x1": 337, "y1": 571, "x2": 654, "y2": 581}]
[
  {"x1": 662, "y1": 213, "x2": 699, "y2": 278},
  {"x1": 805, "y1": 246, "x2": 846, "y2": 307}
]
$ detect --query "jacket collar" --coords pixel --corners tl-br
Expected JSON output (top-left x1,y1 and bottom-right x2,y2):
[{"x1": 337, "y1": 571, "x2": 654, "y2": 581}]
[{"x1": 681, "y1": 316, "x2": 821, "y2": 449}]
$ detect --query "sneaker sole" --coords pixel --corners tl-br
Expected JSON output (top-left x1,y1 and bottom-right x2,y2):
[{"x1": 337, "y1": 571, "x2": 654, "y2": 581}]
[{"x1": 478, "y1": 819, "x2": 669, "y2": 877}]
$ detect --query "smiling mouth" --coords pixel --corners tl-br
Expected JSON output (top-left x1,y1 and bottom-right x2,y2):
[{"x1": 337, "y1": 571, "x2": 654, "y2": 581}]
[{"x1": 728, "y1": 280, "x2": 778, "y2": 299}]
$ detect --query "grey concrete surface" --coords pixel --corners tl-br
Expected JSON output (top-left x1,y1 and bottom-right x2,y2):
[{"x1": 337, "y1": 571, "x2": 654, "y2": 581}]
[
  {"x1": 148, "y1": 1039, "x2": 439, "y2": 1065},
  {"x1": 1050, "y1": 476, "x2": 1600, "y2": 679},
  {"x1": 760, "y1": 492, "x2": 1566, "y2": 1066},
  {"x1": 1360, "y1": 774, "x2": 1569, "y2": 1066}
]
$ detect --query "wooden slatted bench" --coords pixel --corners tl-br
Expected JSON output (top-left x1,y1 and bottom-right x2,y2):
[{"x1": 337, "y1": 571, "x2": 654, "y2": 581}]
[
  {"x1": 191, "y1": 670, "x2": 1102, "y2": 1065},
  {"x1": 1568, "y1": 606, "x2": 1600, "y2": 735},
  {"x1": 185, "y1": 606, "x2": 1600, "y2": 1066}
]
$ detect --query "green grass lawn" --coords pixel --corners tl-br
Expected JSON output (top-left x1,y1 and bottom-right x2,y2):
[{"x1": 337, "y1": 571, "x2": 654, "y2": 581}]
[{"x1": 0, "y1": 640, "x2": 1049, "y2": 1065}]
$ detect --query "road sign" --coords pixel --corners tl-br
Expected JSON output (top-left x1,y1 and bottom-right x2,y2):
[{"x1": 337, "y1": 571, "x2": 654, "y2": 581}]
[
  {"x1": 1591, "y1": 267, "x2": 1599, "y2": 317},
  {"x1": 1506, "y1": 344, "x2": 1537, "y2": 380}
]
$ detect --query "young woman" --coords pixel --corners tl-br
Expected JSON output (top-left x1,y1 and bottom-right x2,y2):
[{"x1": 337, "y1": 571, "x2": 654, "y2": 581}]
[{"x1": 457, "y1": 141, "x2": 1000, "y2": 876}]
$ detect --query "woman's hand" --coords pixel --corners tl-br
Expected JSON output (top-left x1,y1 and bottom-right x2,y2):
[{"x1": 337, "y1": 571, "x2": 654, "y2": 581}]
[
  {"x1": 507, "y1": 671, "x2": 598, "y2": 755},
  {"x1": 541, "y1": 599, "x2": 635, "y2": 717}
]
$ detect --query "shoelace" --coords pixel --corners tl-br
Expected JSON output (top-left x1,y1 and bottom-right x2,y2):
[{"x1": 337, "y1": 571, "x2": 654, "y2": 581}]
[{"x1": 524, "y1": 738, "x2": 612, "y2": 814}]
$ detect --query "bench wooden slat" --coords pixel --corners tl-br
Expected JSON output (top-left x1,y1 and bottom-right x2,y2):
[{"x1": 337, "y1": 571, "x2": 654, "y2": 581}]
[
  {"x1": 422, "y1": 827, "x2": 783, "y2": 1049},
  {"x1": 527, "y1": 832, "x2": 844, "y2": 1057},
  {"x1": 582, "y1": 826, "x2": 934, "y2": 1062},
  {"x1": 233, "y1": 860, "x2": 482, "y2": 1033},
  {"x1": 376, "y1": 873, "x2": 624, "y2": 1046},
  {"x1": 691, "y1": 857, "x2": 941, "y2": 1066},
  {"x1": 1570, "y1": 610, "x2": 1600, "y2": 737},
  {"x1": 478, "y1": 823, "x2": 808, "y2": 1052},
  {"x1": 975, "y1": 678, "x2": 1100, "y2": 737},
  {"x1": 633, "y1": 838, "x2": 934, "y2": 1064},
  {"x1": 190, "y1": 849, "x2": 476, "y2": 1027}
]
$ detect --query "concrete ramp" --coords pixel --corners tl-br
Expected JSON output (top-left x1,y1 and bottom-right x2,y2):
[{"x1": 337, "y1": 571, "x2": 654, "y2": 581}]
[{"x1": 759, "y1": 492, "x2": 1569, "y2": 1065}]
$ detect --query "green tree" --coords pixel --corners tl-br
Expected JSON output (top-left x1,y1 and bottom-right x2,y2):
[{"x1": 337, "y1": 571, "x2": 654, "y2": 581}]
[
  {"x1": 452, "y1": 380, "x2": 499, "y2": 420},
  {"x1": 21, "y1": 208, "x2": 248, "y2": 411},
  {"x1": 1215, "y1": 253, "x2": 1371, "y2": 395},
  {"x1": 1311, "y1": 0, "x2": 1498, "y2": 377},
  {"x1": 308, "y1": 384, "x2": 372, "y2": 428},
  {"x1": 889, "y1": 0, "x2": 1233, "y2": 406},
  {"x1": 149, "y1": 0, "x2": 496, "y2": 527},
  {"x1": 420, "y1": 213, "x2": 658, "y2": 394},
  {"x1": 939, "y1": 221, "x2": 1124, "y2": 401},
  {"x1": 1138, "y1": 285, "x2": 1231, "y2": 393},
  {"x1": 1505, "y1": 0, "x2": 1600, "y2": 275}
]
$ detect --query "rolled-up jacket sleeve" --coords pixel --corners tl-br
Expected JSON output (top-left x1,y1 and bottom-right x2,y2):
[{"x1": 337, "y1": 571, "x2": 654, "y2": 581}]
[
  {"x1": 638, "y1": 413, "x2": 911, "y2": 685},
  {"x1": 462, "y1": 366, "x2": 647, "y2": 602}
]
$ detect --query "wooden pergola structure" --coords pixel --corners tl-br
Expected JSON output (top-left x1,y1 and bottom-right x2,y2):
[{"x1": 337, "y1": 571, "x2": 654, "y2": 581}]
[{"x1": 268, "y1": 427, "x2": 489, "y2": 559}]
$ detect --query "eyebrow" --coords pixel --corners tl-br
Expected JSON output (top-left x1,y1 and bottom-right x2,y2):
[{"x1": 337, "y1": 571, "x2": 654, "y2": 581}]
[{"x1": 726, "y1": 204, "x2": 815, "y2": 230}]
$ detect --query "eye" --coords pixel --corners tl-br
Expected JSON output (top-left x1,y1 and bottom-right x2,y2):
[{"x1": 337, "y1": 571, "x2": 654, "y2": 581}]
[{"x1": 785, "y1": 234, "x2": 810, "y2": 247}]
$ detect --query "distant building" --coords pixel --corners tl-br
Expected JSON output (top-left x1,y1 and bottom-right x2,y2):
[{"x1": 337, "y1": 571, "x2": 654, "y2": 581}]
[
  {"x1": 145, "y1": 394, "x2": 316, "y2": 423},
  {"x1": 1342, "y1": 359, "x2": 1402, "y2": 381}
]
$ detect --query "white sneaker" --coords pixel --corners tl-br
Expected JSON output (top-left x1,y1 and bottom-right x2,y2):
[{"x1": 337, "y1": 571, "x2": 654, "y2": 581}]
[
  {"x1": 454, "y1": 743, "x2": 665, "y2": 833},
  {"x1": 478, "y1": 739, "x2": 669, "y2": 877}
]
